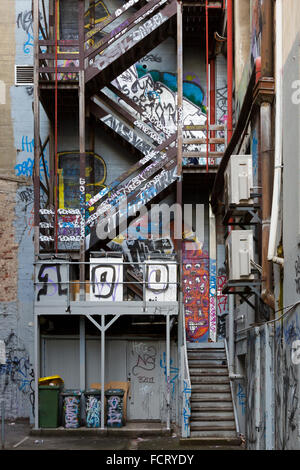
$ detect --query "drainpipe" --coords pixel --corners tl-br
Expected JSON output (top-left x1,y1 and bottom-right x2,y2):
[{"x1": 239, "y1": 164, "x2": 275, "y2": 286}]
[
  {"x1": 227, "y1": 0, "x2": 233, "y2": 143},
  {"x1": 260, "y1": 0, "x2": 275, "y2": 313},
  {"x1": 260, "y1": 102, "x2": 275, "y2": 312},
  {"x1": 268, "y1": 0, "x2": 284, "y2": 266}
]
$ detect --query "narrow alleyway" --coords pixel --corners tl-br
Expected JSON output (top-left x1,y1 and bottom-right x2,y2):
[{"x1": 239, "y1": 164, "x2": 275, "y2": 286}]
[{"x1": 1, "y1": 421, "x2": 244, "y2": 451}]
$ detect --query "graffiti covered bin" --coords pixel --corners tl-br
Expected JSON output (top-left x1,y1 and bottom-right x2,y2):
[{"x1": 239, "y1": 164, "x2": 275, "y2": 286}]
[
  {"x1": 84, "y1": 389, "x2": 101, "y2": 428},
  {"x1": 105, "y1": 389, "x2": 125, "y2": 428},
  {"x1": 61, "y1": 390, "x2": 81, "y2": 428}
]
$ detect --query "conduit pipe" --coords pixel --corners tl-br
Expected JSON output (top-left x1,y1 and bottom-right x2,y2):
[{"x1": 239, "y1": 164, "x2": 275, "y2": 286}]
[
  {"x1": 260, "y1": 0, "x2": 275, "y2": 312},
  {"x1": 268, "y1": 0, "x2": 284, "y2": 266}
]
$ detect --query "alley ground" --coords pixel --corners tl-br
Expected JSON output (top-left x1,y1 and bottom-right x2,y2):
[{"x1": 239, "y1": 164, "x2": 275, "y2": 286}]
[{"x1": 0, "y1": 420, "x2": 245, "y2": 451}]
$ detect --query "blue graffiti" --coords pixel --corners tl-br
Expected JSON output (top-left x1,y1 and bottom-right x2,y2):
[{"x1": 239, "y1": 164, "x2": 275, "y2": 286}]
[
  {"x1": 160, "y1": 352, "x2": 179, "y2": 398},
  {"x1": 14, "y1": 155, "x2": 49, "y2": 181},
  {"x1": 23, "y1": 31, "x2": 45, "y2": 55},
  {"x1": 252, "y1": 129, "x2": 259, "y2": 178},
  {"x1": 275, "y1": 314, "x2": 300, "y2": 346},
  {"x1": 22, "y1": 136, "x2": 34, "y2": 153},
  {"x1": 182, "y1": 380, "x2": 192, "y2": 432},
  {"x1": 237, "y1": 383, "x2": 246, "y2": 416}
]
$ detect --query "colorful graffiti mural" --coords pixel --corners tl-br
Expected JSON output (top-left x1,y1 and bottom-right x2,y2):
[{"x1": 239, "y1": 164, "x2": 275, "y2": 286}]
[
  {"x1": 136, "y1": 64, "x2": 206, "y2": 112},
  {"x1": 183, "y1": 242, "x2": 210, "y2": 343}
]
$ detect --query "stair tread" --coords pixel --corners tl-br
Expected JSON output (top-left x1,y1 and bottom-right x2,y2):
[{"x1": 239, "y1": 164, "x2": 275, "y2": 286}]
[
  {"x1": 191, "y1": 398, "x2": 232, "y2": 402},
  {"x1": 191, "y1": 416, "x2": 235, "y2": 422},
  {"x1": 191, "y1": 407, "x2": 234, "y2": 411},
  {"x1": 189, "y1": 364, "x2": 228, "y2": 368},
  {"x1": 190, "y1": 426, "x2": 236, "y2": 431}
]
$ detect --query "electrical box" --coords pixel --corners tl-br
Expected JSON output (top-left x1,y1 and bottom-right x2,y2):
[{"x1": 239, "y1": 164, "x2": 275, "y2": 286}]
[
  {"x1": 89, "y1": 254, "x2": 123, "y2": 301},
  {"x1": 224, "y1": 155, "x2": 254, "y2": 208},
  {"x1": 225, "y1": 230, "x2": 254, "y2": 282},
  {"x1": 145, "y1": 260, "x2": 177, "y2": 302}
]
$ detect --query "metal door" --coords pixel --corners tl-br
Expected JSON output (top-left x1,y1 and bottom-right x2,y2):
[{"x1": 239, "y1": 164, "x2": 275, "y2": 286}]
[{"x1": 127, "y1": 341, "x2": 161, "y2": 420}]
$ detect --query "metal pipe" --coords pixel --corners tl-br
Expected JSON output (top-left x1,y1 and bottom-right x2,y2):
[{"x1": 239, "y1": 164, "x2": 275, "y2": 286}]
[
  {"x1": 261, "y1": 0, "x2": 273, "y2": 78},
  {"x1": 268, "y1": 0, "x2": 283, "y2": 265},
  {"x1": 166, "y1": 314, "x2": 171, "y2": 430},
  {"x1": 227, "y1": 0, "x2": 233, "y2": 143},
  {"x1": 254, "y1": 327, "x2": 261, "y2": 450},
  {"x1": 1, "y1": 400, "x2": 4, "y2": 449},
  {"x1": 33, "y1": 0, "x2": 40, "y2": 257},
  {"x1": 101, "y1": 314, "x2": 105, "y2": 429},
  {"x1": 260, "y1": 102, "x2": 275, "y2": 313},
  {"x1": 210, "y1": 58, "x2": 216, "y2": 152},
  {"x1": 80, "y1": 317, "x2": 86, "y2": 392},
  {"x1": 34, "y1": 314, "x2": 39, "y2": 429}
]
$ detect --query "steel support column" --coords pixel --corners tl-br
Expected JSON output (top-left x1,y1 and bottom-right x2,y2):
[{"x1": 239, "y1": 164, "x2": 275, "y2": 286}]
[
  {"x1": 166, "y1": 314, "x2": 171, "y2": 430},
  {"x1": 33, "y1": 0, "x2": 40, "y2": 257},
  {"x1": 34, "y1": 314, "x2": 40, "y2": 429},
  {"x1": 80, "y1": 317, "x2": 86, "y2": 392},
  {"x1": 101, "y1": 314, "x2": 105, "y2": 430}
]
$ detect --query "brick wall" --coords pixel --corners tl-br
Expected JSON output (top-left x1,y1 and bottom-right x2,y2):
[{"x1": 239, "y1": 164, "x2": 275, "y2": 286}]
[{"x1": 0, "y1": 179, "x2": 18, "y2": 302}]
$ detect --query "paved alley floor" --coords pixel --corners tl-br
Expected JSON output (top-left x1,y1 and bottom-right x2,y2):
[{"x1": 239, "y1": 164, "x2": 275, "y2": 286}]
[{"x1": 0, "y1": 420, "x2": 245, "y2": 451}]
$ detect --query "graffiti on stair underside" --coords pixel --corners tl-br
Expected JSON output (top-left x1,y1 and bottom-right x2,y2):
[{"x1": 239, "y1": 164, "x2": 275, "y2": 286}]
[{"x1": 112, "y1": 65, "x2": 211, "y2": 166}]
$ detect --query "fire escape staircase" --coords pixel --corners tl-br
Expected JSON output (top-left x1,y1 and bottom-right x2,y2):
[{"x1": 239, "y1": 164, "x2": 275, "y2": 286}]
[{"x1": 181, "y1": 343, "x2": 242, "y2": 445}]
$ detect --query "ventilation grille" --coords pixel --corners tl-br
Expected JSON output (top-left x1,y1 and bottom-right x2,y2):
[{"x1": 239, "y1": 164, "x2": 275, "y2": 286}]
[{"x1": 15, "y1": 65, "x2": 34, "y2": 86}]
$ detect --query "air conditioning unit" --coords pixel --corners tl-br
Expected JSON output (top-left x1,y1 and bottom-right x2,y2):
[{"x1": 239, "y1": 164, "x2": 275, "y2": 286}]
[
  {"x1": 225, "y1": 230, "x2": 254, "y2": 282},
  {"x1": 145, "y1": 260, "x2": 177, "y2": 302},
  {"x1": 224, "y1": 155, "x2": 253, "y2": 209},
  {"x1": 89, "y1": 254, "x2": 123, "y2": 301}
]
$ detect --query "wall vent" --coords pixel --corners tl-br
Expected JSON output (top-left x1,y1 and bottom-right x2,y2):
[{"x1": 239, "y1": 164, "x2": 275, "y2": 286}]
[{"x1": 15, "y1": 65, "x2": 34, "y2": 86}]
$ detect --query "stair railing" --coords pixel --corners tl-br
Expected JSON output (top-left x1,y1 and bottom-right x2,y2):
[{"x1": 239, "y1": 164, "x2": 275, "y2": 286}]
[
  {"x1": 180, "y1": 309, "x2": 191, "y2": 438},
  {"x1": 224, "y1": 338, "x2": 240, "y2": 435}
]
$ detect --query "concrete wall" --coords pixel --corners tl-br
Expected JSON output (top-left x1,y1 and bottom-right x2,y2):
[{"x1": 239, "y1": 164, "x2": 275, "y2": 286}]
[{"x1": 275, "y1": 0, "x2": 300, "y2": 450}]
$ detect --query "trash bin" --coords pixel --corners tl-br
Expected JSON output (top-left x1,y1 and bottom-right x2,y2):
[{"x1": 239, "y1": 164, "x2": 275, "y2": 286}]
[
  {"x1": 84, "y1": 389, "x2": 101, "y2": 428},
  {"x1": 39, "y1": 385, "x2": 60, "y2": 428},
  {"x1": 105, "y1": 389, "x2": 125, "y2": 428},
  {"x1": 61, "y1": 390, "x2": 81, "y2": 428}
]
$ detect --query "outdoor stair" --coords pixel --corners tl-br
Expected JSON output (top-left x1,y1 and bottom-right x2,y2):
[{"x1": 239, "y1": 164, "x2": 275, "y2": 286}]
[
  {"x1": 85, "y1": 0, "x2": 177, "y2": 96},
  {"x1": 187, "y1": 345, "x2": 241, "y2": 443}
]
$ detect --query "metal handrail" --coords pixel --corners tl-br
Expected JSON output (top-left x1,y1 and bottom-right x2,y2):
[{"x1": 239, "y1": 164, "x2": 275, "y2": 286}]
[
  {"x1": 224, "y1": 338, "x2": 240, "y2": 435},
  {"x1": 181, "y1": 304, "x2": 191, "y2": 438}
]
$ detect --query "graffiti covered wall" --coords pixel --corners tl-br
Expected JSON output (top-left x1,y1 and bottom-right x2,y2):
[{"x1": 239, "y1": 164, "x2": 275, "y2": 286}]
[{"x1": 0, "y1": 0, "x2": 50, "y2": 419}]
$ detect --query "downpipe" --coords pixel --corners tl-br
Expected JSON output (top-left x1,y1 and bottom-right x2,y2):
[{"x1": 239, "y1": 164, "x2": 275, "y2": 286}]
[{"x1": 268, "y1": 0, "x2": 284, "y2": 266}]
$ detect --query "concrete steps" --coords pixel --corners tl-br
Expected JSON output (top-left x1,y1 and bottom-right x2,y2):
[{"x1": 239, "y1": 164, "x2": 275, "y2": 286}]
[{"x1": 187, "y1": 345, "x2": 238, "y2": 441}]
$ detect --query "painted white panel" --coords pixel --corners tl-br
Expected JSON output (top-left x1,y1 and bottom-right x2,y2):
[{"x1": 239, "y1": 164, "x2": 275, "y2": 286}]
[
  {"x1": 145, "y1": 261, "x2": 177, "y2": 301},
  {"x1": 90, "y1": 257, "x2": 123, "y2": 301}
]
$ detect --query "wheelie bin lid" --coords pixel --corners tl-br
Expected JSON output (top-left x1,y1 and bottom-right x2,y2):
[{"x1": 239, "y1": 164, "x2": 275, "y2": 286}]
[
  {"x1": 105, "y1": 389, "x2": 125, "y2": 397},
  {"x1": 38, "y1": 375, "x2": 64, "y2": 386},
  {"x1": 84, "y1": 389, "x2": 102, "y2": 396},
  {"x1": 61, "y1": 389, "x2": 81, "y2": 396}
]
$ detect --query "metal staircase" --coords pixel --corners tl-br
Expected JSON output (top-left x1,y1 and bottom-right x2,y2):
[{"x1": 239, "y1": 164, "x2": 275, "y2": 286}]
[
  {"x1": 185, "y1": 344, "x2": 242, "y2": 445},
  {"x1": 85, "y1": 0, "x2": 177, "y2": 95}
]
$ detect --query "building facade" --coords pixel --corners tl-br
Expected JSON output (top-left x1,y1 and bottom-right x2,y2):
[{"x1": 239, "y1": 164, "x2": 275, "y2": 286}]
[{"x1": 0, "y1": 0, "x2": 299, "y2": 450}]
